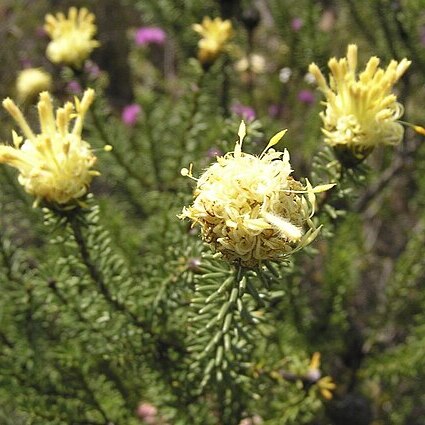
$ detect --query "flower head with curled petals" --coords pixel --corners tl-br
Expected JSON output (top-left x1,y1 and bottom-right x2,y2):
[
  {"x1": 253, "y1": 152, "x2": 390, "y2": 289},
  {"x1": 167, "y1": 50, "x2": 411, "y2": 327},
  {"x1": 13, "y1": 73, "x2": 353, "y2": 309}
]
[
  {"x1": 309, "y1": 45, "x2": 410, "y2": 162},
  {"x1": 0, "y1": 89, "x2": 98, "y2": 207},
  {"x1": 193, "y1": 17, "x2": 233, "y2": 66},
  {"x1": 44, "y1": 7, "x2": 100, "y2": 67},
  {"x1": 180, "y1": 122, "x2": 333, "y2": 267}
]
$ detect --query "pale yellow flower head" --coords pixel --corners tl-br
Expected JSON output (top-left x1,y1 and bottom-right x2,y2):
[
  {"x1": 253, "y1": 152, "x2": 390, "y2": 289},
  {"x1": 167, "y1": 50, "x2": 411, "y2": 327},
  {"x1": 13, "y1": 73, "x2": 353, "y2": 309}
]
[
  {"x1": 44, "y1": 7, "x2": 100, "y2": 67},
  {"x1": 16, "y1": 68, "x2": 52, "y2": 103},
  {"x1": 180, "y1": 122, "x2": 332, "y2": 267},
  {"x1": 235, "y1": 54, "x2": 266, "y2": 74},
  {"x1": 309, "y1": 45, "x2": 411, "y2": 162},
  {"x1": 193, "y1": 17, "x2": 233, "y2": 66},
  {"x1": 0, "y1": 89, "x2": 98, "y2": 207}
]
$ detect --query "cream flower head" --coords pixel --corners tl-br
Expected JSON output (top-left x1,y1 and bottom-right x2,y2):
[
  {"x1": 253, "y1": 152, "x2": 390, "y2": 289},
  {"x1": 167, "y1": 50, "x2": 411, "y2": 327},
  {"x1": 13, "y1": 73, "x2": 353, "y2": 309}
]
[
  {"x1": 309, "y1": 45, "x2": 411, "y2": 162},
  {"x1": 44, "y1": 7, "x2": 100, "y2": 67},
  {"x1": 16, "y1": 68, "x2": 52, "y2": 103},
  {"x1": 180, "y1": 122, "x2": 332, "y2": 267},
  {"x1": 235, "y1": 54, "x2": 266, "y2": 74},
  {"x1": 193, "y1": 17, "x2": 233, "y2": 66},
  {"x1": 0, "y1": 89, "x2": 98, "y2": 207}
]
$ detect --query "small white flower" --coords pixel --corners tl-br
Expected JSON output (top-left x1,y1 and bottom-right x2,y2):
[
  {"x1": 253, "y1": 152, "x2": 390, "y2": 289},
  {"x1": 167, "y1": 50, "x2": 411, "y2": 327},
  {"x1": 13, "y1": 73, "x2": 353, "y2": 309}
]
[
  {"x1": 279, "y1": 67, "x2": 292, "y2": 83},
  {"x1": 304, "y1": 71, "x2": 316, "y2": 85}
]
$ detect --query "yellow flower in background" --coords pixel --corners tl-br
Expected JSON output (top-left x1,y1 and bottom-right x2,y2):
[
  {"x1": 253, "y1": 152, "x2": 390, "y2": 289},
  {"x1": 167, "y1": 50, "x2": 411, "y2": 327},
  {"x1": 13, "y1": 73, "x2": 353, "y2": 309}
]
[
  {"x1": 317, "y1": 376, "x2": 336, "y2": 400},
  {"x1": 235, "y1": 54, "x2": 266, "y2": 74},
  {"x1": 0, "y1": 89, "x2": 98, "y2": 207},
  {"x1": 44, "y1": 7, "x2": 100, "y2": 67},
  {"x1": 306, "y1": 352, "x2": 336, "y2": 400},
  {"x1": 309, "y1": 45, "x2": 410, "y2": 162},
  {"x1": 180, "y1": 122, "x2": 333, "y2": 267},
  {"x1": 16, "y1": 68, "x2": 52, "y2": 103},
  {"x1": 193, "y1": 17, "x2": 233, "y2": 66}
]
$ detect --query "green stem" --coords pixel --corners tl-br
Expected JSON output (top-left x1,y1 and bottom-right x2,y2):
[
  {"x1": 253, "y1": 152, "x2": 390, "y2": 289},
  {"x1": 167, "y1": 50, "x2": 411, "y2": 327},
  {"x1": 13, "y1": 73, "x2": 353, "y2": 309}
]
[
  {"x1": 90, "y1": 106, "x2": 149, "y2": 188},
  {"x1": 46, "y1": 279, "x2": 135, "y2": 412},
  {"x1": 0, "y1": 330, "x2": 13, "y2": 348},
  {"x1": 78, "y1": 370, "x2": 113, "y2": 424},
  {"x1": 68, "y1": 213, "x2": 146, "y2": 330},
  {"x1": 375, "y1": 0, "x2": 399, "y2": 60},
  {"x1": 177, "y1": 70, "x2": 207, "y2": 170},
  {"x1": 344, "y1": 0, "x2": 377, "y2": 46},
  {"x1": 221, "y1": 57, "x2": 230, "y2": 116},
  {"x1": 354, "y1": 134, "x2": 419, "y2": 213},
  {"x1": 391, "y1": 5, "x2": 425, "y2": 73},
  {"x1": 99, "y1": 360, "x2": 134, "y2": 410},
  {"x1": 144, "y1": 107, "x2": 163, "y2": 190},
  {"x1": 0, "y1": 167, "x2": 31, "y2": 208},
  {"x1": 0, "y1": 233, "x2": 17, "y2": 283},
  {"x1": 246, "y1": 29, "x2": 255, "y2": 109},
  {"x1": 90, "y1": 105, "x2": 148, "y2": 217}
]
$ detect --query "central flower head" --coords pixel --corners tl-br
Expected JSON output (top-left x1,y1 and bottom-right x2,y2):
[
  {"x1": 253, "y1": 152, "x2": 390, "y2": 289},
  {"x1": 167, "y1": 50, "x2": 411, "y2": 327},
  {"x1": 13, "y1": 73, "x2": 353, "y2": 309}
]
[
  {"x1": 0, "y1": 89, "x2": 98, "y2": 207},
  {"x1": 193, "y1": 17, "x2": 233, "y2": 66},
  {"x1": 180, "y1": 123, "x2": 329, "y2": 267},
  {"x1": 44, "y1": 7, "x2": 100, "y2": 67},
  {"x1": 309, "y1": 45, "x2": 411, "y2": 163}
]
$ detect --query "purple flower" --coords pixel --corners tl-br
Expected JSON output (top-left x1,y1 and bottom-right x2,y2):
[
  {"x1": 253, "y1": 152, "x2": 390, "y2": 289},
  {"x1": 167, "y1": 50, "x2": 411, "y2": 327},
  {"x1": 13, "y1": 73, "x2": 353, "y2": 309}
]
[
  {"x1": 121, "y1": 104, "x2": 142, "y2": 126},
  {"x1": 291, "y1": 17, "x2": 303, "y2": 31},
  {"x1": 66, "y1": 80, "x2": 82, "y2": 95},
  {"x1": 35, "y1": 26, "x2": 47, "y2": 38},
  {"x1": 84, "y1": 61, "x2": 101, "y2": 79},
  {"x1": 231, "y1": 104, "x2": 256, "y2": 122},
  {"x1": 135, "y1": 27, "x2": 167, "y2": 46},
  {"x1": 268, "y1": 104, "x2": 282, "y2": 118},
  {"x1": 20, "y1": 58, "x2": 33, "y2": 69},
  {"x1": 297, "y1": 89, "x2": 315, "y2": 105}
]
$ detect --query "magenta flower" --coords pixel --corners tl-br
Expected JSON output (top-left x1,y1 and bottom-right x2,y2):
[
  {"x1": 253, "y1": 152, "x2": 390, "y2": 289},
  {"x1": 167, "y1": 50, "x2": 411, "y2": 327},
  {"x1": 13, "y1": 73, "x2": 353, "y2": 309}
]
[
  {"x1": 19, "y1": 58, "x2": 33, "y2": 69},
  {"x1": 122, "y1": 104, "x2": 142, "y2": 126},
  {"x1": 297, "y1": 89, "x2": 315, "y2": 105},
  {"x1": 66, "y1": 80, "x2": 82, "y2": 95},
  {"x1": 268, "y1": 104, "x2": 283, "y2": 118},
  {"x1": 231, "y1": 104, "x2": 256, "y2": 121},
  {"x1": 135, "y1": 27, "x2": 167, "y2": 46},
  {"x1": 291, "y1": 17, "x2": 303, "y2": 31},
  {"x1": 35, "y1": 26, "x2": 47, "y2": 38},
  {"x1": 84, "y1": 61, "x2": 101, "y2": 79}
]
